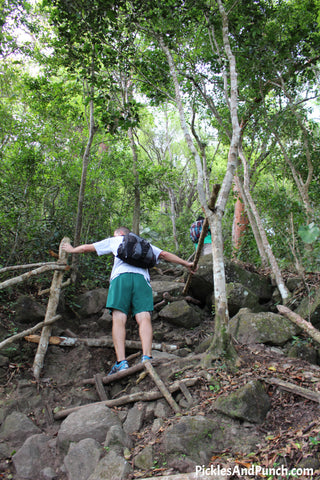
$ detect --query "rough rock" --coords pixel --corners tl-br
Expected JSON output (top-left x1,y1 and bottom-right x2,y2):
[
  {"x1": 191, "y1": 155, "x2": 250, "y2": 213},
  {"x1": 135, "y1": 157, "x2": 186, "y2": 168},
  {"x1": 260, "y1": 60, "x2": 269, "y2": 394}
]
[
  {"x1": 12, "y1": 433, "x2": 52, "y2": 479},
  {"x1": 151, "y1": 279, "x2": 185, "y2": 303},
  {"x1": 57, "y1": 404, "x2": 121, "y2": 453},
  {"x1": 213, "y1": 380, "x2": 271, "y2": 423},
  {"x1": 159, "y1": 299, "x2": 201, "y2": 328},
  {"x1": 226, "y1": 282, "x2": 262, "y2": 317},
  {"x1": 87, "y1": 450, "x2": 132, "y2": 480},
  {"x1": 123, "y1": 403, "x2": 146, "y2": 434},
  {"x1": 163, "y1": 413, "x2": 261, "y2": 464},
  {"x1": 13, "y1": 295, "x2": 46, "y2": 323},
  {"x1": 134, "y1": 444, "x2": 154, "y2": 470},
  {"x1": 0, "y1": 411, "x2": 41, "y2": 447},
  {"x1": 74, "y1": 288, "x2": 108, "y2": 317},
  {"x1": 64, "y1": 438, "x2": 102, "y2": 480},
  {"x1": 229, "y1": 308, "x2": 299, "y2": 345}
]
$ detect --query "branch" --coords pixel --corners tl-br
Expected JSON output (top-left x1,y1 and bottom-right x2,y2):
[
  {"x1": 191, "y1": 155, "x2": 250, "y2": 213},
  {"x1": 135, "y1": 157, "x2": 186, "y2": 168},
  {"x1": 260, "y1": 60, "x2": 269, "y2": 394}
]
[
  {"x1": 24, "y1": 334, "x2": 179, "y2": 352},
  {"x1": 0, "y1": 315, "x2": 61, "y2": 351},
  {"x1": 0, "y1": 264, "x2": 68, "y2": 290},
  {"x1": 277, "y1": 304, "x2": 320, "y2": 346},
  {"x1": 53, "y1": 377, "x2": 198, "y2": 420}
]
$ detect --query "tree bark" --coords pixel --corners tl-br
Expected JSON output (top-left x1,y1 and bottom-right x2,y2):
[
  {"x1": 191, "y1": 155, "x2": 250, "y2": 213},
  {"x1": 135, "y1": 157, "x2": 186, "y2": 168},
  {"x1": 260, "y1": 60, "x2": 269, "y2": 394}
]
[
  {"x1": 277, "y1": 304, "x2": 320, "y2": 345},
  {"x1": 54, "y1": 377, "x2": 198, "y2": 420},
  {"x1": 32, "y1": 238, "x2": 70, "y2": 381},
  {"x1": 239, "y1": 146, "x2": 291, "y2": 301},
  {"x1": 72, "y1": 77, "x2": 97, "y2": 282},
  {"x1": 0, "y1": 264, "x2": 66, "y2": 290}
]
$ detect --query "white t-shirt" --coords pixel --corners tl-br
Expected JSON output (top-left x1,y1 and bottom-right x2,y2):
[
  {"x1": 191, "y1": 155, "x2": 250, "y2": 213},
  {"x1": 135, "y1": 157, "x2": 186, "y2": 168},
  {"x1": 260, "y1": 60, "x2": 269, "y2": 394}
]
[{"x1": 93, "y1": 236, "x2": 162, "y2": 282}]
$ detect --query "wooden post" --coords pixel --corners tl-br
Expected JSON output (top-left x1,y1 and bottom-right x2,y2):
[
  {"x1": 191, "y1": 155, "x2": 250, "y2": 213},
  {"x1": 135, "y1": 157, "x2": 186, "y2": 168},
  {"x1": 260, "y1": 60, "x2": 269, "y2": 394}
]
[{"x1": 32, "y1": 237, "x2": 70, "y2": 381}]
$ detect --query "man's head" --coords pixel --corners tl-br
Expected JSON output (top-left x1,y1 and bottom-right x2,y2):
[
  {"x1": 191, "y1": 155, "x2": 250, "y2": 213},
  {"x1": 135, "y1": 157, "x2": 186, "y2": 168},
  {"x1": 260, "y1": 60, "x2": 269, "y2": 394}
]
[{"x1": 114, "y1": 226, "x2": 130, "y2": 237}]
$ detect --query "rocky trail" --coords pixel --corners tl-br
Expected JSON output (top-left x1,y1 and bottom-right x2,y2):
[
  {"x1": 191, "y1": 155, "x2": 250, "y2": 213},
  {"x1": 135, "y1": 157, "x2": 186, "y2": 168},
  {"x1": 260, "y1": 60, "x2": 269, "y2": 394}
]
[{"x1": 0, "y1": 258, "x2": 319, "y2": 479}]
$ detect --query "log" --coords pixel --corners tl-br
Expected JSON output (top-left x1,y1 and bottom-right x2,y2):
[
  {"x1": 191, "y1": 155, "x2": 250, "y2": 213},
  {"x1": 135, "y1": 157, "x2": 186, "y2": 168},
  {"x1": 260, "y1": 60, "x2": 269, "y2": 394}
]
[
  {"x1": 25, "y1": 334, "x2": 179, "y2": 352},
  {"x1": 0, "y1": 262, "x2": 57, "y2": 273},
  {"x1": 32, "y1": 237, "x2": 70, "y2": 381},
  {"x1": 0, "y1": 264, "x2": 67, "y2": 290},
  {"x1": 277, "y1": 304, "x2": 320, "y2": 346},
  {"x1": 143, "y1": 360, "x2": 181, "y2": 413},
  {"x1": 80, "y1": 358, "x2": 164, "y2": 386},
  {"x1": 264, "y1": 377, "x2": 320, "y2": 403},
  {"x1": 53, "y1": 377, "x2": 199, "y2": 420},
  {"x1": 0, "y1": 315, "x2": 61, "y2": 351}
]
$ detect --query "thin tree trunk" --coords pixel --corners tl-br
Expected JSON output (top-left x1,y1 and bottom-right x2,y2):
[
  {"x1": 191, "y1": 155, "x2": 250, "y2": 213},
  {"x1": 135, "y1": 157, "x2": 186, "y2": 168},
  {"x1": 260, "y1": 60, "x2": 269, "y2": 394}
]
[
  {"x1": 239, "y1": 147, "x2": 291, "y2": 301},
  {"x1": 128, "y1": 125, "x2": 140, "y2": 234},
  {"x1": 233, "y1": 175, "x2": 269, "y2": 266},
  {"x1": 72, "y1": 79, "x2": 97, "y2": 282}
]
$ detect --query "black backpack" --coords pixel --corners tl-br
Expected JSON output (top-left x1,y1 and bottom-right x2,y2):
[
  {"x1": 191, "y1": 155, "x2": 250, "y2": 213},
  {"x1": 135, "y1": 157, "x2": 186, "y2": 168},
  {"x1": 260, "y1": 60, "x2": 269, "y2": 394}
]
[{"x1": 117, "y1": 233, "x2": 157, "y2": 269}]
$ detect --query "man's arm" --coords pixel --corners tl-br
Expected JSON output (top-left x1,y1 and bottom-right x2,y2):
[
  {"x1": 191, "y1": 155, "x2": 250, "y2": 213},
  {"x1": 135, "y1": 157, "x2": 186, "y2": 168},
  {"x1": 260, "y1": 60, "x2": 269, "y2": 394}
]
[
  {"x1": 61, "y1": 243, "x2": 96, "y2": 254},
  {"x1": 159, "y1": 251, "x2": 196, "y2": 273}
]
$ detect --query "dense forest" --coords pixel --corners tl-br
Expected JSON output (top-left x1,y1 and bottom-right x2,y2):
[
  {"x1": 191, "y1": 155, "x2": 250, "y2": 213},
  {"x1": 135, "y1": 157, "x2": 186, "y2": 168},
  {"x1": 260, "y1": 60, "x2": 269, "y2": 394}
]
[{"x1": 1, "y1": 0, "x2": 320, "y2": 354}]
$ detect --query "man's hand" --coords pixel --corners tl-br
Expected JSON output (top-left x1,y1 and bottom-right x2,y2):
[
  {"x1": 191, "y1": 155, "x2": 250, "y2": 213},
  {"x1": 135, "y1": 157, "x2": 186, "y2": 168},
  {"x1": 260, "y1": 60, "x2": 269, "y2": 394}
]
[
  {"x1": 61, "y1": 243, "x2": 96, "y2": 254},
  {"x1": 61, "y1": 242, "x2": 74, "y2": 253}
]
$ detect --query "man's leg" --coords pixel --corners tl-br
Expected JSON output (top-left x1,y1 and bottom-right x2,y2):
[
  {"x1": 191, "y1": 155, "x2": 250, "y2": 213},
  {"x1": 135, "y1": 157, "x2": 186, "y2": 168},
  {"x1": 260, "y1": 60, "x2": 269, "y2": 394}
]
[
  {"x1": 112, "y1": 309, "x2": 127, "y2": 361},
  {"x1": 135, "y1": 311, "x2": 153, "y2": 357}
]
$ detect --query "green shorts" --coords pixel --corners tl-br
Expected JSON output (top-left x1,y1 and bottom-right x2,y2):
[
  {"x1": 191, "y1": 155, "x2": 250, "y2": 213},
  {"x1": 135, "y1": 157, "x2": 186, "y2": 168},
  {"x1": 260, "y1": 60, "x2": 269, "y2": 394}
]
[{"x1": 106, "y1": 273, "x2": 153, "y2": 316}]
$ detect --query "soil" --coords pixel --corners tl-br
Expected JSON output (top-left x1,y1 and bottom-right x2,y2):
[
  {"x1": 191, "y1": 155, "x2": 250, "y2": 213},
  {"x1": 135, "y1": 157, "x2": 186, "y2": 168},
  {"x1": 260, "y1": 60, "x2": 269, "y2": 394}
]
[{"x1": 0, "y1": 279, "x2": 320, "y2": 479}]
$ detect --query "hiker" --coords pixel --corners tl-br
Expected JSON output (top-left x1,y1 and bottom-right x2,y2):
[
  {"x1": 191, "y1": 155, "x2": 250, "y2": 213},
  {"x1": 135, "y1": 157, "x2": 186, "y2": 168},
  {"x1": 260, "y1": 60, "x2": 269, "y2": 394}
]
[
  {"x1": 189, "y1": 215, "x2": 212, "y2": 255},
  {"x1": 62, "y1": 227, "x2": 196, "y2": 375}
]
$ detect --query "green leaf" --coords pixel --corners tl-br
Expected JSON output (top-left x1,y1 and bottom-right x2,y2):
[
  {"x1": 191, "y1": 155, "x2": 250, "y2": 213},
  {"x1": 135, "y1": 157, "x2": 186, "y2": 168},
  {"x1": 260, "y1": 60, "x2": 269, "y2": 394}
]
[{"x1": 298, "y1": 223, "x2": 320, "y2": 244}]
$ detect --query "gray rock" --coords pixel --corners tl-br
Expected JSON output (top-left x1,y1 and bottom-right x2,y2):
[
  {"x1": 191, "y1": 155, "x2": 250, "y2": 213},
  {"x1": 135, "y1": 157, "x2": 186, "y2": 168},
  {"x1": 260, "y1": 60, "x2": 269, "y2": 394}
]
[
  {"x1": 75, "y1": 288, "x2": 108, "y2": 317},
  {"x1": 88, "y1": 450, "x2": 132, "y2": 480},
  {"x1": 229, "y1": 308, "x2": 299, "y2": 345},
  {"x1": 57, "y1": 404, "x2": 121, "y2": 453},
  {"x1": 163, "y1": 414, "x2": 262, "y2": 463},
  {"x1": 0, "y1": 411, "x2": 41, "y2": 447},
  {"x1": 123, "y1": 403, "x2": 146, "y2": 434},
  {"x1": 64, "y1": 438, "x2": 102, "y2": 480},
  {"x1": 151, "y1": 279, "x2": 185, "y2": 303},
  {"x1": 104, "y1": 424, "x2": 132, "y2": 453},
  {"x1": 12, "y1": 434, "x2": 51, "y2": 479},
  {"x1": 214, "y1": 380, "x2": 271, "y2": 423},
  {"x1": 134, "y1": 444, "x2": 154, "y2": 470},
  {"x1": 159, "y1": 300, "x2": 201, "y2": 328},
  {"x1": 13, "y1": 295, "x2": 46, "y2": 324},
  {"x1": 226, "y1": 282, "x2": 261, "y2": 317}
]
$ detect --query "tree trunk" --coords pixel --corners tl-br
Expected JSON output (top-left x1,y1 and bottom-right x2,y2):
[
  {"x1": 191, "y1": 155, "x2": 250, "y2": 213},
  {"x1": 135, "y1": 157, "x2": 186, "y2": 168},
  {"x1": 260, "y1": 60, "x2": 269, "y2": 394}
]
[
  {"x1": 72, "y1": 79, "x2": 96, "y2": 282},
  {"x1": 159, "y1": 8, "x2": 240, "y2": 362},
  {"x1": 232, "y1": 181, "x2": 249, "y2": 255},
  {"x1": 128, "y1": 125, "x2": 141, "y2": 234},
  {"x1": 239, "y1": 147, "x2": 291, "y2": 301},
  {"x1": 233, "y1": 175, "x2": 269, "y2": 266}
]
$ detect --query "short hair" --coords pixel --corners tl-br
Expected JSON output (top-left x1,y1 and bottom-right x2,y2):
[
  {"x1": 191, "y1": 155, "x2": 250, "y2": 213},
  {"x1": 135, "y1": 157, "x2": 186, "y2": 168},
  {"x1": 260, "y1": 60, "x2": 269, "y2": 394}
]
[
  {"x1": 196, "y1": 215, "x2": 204, "y2": 221},
  {"x1": 114, "y1": 226, "x2": 130, "y2": 236}
]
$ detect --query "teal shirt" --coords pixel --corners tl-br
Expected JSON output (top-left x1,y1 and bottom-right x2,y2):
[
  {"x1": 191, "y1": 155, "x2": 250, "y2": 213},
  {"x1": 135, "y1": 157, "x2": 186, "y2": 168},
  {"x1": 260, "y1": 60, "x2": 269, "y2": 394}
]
[{"x1": 195, "y1": 232, "x2": 212, "y2": 250}]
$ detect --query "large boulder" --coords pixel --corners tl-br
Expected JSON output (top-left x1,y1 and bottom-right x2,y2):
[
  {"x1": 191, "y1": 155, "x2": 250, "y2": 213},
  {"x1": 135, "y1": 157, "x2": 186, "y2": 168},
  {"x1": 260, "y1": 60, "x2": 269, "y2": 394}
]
[
  {"x1": 12, "y1": 434, "x2": 52, "y2": 479},
  {"x1": 75, "y1": 288, "x2": 108, "y2": 317},
  {"x1": 57, "y1": 404, "x2": 121, "y2": 453},
  {"x1": 158, "y1": 300, "x2": 202, "y2": 328},
  {"x1": 163, "y1": 413, "x2": 261, "y2": 464},
  {"x1": 214, "y1": 380, "x2": 270, "y2": 423},
  {"x1": 88, "y1": 450, "x2": 132, "y2": 480},
  {"x1": 151, "y1": 278, "x2": 185, "y2": 303},
  {"x1": 226, "y1": 282, "x2": 262, "y2": 317},
  {"x1": 188, "y1": 257, "x2": 273, "y2": 307},
  {"x1": 64, "y1": 438, "x2": 102, "y2": 480},
  {"x1": 13, "y1": 295, "x2": 46, "y2": 324},
  {"x1": 0, "y1": 411, "x2": 41, "y2": 447},
  {"x1": 229, "y1": 308, "x2": 299, "y2": 345}
]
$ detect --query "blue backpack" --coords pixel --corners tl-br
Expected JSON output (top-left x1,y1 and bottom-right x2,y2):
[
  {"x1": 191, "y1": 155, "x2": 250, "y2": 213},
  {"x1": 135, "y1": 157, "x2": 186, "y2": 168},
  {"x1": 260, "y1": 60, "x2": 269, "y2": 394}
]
[{"x1": 117, "y1": 233, "x2": 157, "y2": 269}]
